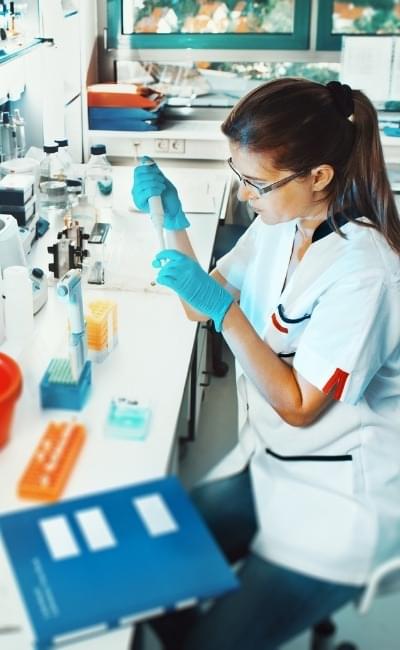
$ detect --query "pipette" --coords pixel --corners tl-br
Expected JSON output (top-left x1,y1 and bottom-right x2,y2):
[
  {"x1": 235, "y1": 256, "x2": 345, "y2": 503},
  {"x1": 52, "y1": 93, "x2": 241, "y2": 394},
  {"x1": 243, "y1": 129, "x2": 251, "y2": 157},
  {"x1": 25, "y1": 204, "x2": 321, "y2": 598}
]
[{"x1": 141, "y1": 157, "x2": 166, "y2": 250}]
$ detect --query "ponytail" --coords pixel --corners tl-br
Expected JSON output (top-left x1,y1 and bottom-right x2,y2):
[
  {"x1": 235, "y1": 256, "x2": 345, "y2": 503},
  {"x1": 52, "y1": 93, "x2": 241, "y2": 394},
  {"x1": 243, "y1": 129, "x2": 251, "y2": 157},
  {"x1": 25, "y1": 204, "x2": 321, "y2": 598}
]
[{"x1": 332, "y1": 90, "x2": 400, "y2": 254}]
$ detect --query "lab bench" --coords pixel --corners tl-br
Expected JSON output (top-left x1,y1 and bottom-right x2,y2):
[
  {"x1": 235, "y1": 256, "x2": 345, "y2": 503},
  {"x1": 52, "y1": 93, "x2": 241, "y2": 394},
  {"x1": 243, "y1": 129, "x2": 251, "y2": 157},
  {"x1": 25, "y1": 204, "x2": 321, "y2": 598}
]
[{"x1": 0, "y1": 162, "x2": 231, "y2": 649}]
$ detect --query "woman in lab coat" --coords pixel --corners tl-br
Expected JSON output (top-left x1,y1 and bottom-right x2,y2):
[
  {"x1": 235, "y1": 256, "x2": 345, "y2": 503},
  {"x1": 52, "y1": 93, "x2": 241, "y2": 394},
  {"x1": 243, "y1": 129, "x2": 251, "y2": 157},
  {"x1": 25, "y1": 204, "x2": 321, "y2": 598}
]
[{"x1": 132, "y1": 78, "x2": 400, "y2": 650}]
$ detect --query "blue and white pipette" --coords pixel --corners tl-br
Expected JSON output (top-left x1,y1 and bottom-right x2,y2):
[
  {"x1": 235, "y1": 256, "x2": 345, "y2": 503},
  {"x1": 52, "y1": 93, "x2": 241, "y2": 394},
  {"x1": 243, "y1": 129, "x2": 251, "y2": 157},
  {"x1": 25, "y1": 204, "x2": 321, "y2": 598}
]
[{"x1": 142, "y1": 158, "x2": 166, "y2": 250}]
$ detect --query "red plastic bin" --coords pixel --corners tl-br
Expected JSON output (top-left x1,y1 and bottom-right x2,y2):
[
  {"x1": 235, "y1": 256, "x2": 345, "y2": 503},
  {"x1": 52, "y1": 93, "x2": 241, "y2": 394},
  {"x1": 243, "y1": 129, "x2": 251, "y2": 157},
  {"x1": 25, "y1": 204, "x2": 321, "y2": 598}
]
[{"x1": 0, "y1": 353, "x2": 22, "y2": 450}]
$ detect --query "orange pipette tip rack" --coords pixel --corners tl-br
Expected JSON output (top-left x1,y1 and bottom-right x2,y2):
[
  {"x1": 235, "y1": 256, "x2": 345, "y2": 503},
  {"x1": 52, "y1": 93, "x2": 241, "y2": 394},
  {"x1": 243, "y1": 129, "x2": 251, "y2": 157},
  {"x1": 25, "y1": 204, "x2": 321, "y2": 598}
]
[{"x1": 17, "y1": 421, "x2": 86, "y2": 502}]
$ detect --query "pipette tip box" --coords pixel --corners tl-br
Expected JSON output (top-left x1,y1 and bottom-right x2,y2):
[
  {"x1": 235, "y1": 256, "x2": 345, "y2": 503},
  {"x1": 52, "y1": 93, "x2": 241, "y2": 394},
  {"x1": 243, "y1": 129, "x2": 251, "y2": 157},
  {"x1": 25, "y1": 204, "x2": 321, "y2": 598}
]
[
  {"x1": 40, "y1": 359, "x2": 92, "y2": 410},
  {"x1": 105, "y1": 398, "x2": 151, "y2": 441}
]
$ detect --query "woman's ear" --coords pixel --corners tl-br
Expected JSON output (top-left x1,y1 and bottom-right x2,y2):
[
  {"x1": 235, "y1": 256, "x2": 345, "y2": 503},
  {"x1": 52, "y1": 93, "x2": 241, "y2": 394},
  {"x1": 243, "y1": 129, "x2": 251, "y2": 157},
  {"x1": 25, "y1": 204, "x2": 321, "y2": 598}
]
[{"x1": 310, "y1": 165, "x2": 334, "y2": 193}]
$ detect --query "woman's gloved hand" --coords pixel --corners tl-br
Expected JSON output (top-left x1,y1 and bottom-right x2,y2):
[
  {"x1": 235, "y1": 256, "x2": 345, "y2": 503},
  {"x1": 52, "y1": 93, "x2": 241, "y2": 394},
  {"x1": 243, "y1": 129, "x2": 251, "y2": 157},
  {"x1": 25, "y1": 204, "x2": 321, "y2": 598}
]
[
  {"x1": 132, "y1": 157, "x2": 190, "y2": 230},
  {"x1": 153, "y1": 249, "x2": 234, "y2": 332}
]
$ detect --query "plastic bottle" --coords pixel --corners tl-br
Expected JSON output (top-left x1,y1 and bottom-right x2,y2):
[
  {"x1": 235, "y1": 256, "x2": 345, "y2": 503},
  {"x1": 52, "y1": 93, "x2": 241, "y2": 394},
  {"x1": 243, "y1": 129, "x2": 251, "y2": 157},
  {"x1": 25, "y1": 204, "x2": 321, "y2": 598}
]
[
  {"x1": 38, "y1": 144, "x2": 68, "y2": 223},
  {"x1": 3, "y1": 266, "x2": 34, "y2": 347},
  {"x1": 85, "y1": 144, "x2": 113, "y2": 218},
  {"x1": 54, "y1": 138, "x2": 83, "y2": 208},
  {"x1": 13, "y1": 109, "x2": 26, "y2": 158},
  {"x1": 1, "y1": 112, "x2": 12, "y2": 162}
]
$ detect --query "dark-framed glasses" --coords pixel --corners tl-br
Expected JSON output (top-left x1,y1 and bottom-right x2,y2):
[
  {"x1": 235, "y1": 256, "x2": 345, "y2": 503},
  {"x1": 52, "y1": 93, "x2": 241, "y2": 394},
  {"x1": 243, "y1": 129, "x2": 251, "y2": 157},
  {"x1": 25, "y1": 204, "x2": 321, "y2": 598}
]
[{"x1": 227, "y1": 157, "x2": 307, "y2": 197}]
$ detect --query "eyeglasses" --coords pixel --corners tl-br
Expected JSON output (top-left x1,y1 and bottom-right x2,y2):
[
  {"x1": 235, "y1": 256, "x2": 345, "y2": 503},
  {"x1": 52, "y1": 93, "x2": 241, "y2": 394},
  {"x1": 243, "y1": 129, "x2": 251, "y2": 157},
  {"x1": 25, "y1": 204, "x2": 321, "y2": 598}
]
[{"x1": 227, "y1": 157, "x2": 307, "y2": 197}]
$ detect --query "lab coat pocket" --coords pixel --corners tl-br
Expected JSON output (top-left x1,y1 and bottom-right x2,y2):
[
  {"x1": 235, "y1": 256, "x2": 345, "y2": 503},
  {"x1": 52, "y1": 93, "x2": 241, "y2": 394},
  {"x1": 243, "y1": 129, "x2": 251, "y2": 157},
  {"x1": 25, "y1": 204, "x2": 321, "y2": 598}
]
[{"x1": 250, "y1": 448, "x2": 378, "y2": 583}]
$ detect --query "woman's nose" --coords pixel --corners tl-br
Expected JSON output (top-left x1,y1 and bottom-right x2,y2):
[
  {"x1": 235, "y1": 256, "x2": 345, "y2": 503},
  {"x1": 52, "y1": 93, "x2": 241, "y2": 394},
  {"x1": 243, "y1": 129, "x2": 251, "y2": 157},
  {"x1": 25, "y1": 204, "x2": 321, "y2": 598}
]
[{"x1": 237, "y1": 182, "x2": 257, "y2": 202}]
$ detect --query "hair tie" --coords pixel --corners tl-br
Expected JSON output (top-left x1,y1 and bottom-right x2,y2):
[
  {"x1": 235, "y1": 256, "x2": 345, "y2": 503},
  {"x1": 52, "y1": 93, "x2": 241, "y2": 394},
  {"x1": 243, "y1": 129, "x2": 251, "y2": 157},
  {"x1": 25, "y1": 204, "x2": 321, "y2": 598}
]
[{"x1": 326, "y1": 81, "x2": 354, "y2": 121}]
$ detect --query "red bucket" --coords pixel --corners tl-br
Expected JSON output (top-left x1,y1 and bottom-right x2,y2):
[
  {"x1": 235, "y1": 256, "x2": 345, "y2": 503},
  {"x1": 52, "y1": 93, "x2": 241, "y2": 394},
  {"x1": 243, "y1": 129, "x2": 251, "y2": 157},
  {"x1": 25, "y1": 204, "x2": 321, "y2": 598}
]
[{"x1": 0, "y1": 353, "x2": 22, "y2": 450}]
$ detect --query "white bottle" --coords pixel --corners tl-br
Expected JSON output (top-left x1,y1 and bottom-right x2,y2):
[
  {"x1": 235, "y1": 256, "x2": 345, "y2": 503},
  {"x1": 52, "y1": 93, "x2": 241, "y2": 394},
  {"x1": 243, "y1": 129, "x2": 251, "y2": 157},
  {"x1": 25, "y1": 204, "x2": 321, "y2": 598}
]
[
  {"x1": 85, "y1": 144, "x2": 113, "y2": 218},
  {"x1": 4, "y1": 266, "x2": 34, "y2": 346}
]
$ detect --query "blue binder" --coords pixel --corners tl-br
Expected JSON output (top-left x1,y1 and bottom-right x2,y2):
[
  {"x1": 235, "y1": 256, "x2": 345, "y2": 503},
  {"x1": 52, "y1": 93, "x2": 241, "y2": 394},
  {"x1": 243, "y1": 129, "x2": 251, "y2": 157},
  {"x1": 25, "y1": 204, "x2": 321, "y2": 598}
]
[{"x1": 0, "y1": 476, "x2": 238, "y2": 648}]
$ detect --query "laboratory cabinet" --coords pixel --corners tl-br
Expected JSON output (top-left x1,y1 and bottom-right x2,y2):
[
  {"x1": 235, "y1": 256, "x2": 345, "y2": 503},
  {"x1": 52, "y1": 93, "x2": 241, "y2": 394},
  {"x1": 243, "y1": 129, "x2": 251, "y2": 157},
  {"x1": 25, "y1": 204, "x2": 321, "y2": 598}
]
[{"x1": 0, "y1": 0, "x2": 97, "y2": 162}]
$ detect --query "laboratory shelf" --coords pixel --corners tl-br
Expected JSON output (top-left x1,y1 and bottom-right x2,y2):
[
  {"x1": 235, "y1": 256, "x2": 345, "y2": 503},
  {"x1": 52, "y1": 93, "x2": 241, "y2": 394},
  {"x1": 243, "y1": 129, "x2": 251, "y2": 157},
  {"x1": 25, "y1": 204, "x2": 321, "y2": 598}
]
[{"x1": 0, "y1": 38, "x2": 46, "y2": 67}]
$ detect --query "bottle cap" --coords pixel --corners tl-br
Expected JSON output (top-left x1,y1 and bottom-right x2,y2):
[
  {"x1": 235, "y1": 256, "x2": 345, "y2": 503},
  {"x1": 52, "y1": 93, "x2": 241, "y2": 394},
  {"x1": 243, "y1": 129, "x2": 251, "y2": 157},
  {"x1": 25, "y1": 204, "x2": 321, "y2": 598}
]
[
  {"x1": 90, "y1": 144, "x2": 106, "y2": 155},
  {"x1": 2, "y1": 111, "x2": 10, "y2": 124},
  {"x1": 55, "y1": 138, "x2": 68, "y2": 147},
  {"x1": 43, "y1": 144, "x2": 58, "y2": 154}
]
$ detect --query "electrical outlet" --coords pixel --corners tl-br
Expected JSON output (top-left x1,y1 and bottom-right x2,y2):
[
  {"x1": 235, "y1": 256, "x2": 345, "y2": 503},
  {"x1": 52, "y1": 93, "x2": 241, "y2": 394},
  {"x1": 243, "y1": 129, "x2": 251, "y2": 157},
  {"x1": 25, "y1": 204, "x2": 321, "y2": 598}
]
[
  {"x1": 170, "y1": 139, "x2": 185, "y2": 154},
  {"x1": 155, "y1": 139, "x2": 169, "y2": 153}
]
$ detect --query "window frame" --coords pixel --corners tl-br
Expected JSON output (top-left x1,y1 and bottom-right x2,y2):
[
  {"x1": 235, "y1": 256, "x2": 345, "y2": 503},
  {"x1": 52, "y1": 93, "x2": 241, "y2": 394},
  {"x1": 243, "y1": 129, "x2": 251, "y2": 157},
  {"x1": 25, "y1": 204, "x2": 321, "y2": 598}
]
[
  {"x1": 316, "y1": 0, "x2": 400, "y2": 51},
  {"x1": 107, "y1": 0, "x2": 312, "y2": 50}
]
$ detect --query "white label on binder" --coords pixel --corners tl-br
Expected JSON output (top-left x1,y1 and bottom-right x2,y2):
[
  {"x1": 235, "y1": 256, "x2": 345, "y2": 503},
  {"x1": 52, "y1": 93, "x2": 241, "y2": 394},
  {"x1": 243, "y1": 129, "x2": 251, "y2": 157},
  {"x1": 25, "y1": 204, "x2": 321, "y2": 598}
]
[
  {"x1": 39, "y1": 516, "x2": 81, "y2": 561},
  {"x1": 133, "y1": 494, "x2": 178, "y2": 537},
  {"x1": 75, "y1": 508, "x2": 117, "y2": 551}
]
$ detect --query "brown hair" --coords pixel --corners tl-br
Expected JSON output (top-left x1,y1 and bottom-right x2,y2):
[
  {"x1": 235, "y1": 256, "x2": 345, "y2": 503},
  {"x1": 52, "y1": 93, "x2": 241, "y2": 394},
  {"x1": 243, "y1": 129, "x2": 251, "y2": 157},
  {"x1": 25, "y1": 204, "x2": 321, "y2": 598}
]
[{"x1": 221, "y1": 77, "x2": 400, "y2": 254}]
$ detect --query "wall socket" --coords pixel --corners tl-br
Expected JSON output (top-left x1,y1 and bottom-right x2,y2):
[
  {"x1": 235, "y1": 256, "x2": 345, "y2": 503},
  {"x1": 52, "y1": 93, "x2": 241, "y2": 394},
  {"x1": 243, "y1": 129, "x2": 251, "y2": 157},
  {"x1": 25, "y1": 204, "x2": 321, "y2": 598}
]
[
  {"x1": 155, "y1": 139, "x2": 169, "y2": 153},
  {"x1": 154, "y1": 138, "x2": 186, "y2": 154},
  {"x1": 170, "y1": 139, "x2": 185, "y2": 154}
]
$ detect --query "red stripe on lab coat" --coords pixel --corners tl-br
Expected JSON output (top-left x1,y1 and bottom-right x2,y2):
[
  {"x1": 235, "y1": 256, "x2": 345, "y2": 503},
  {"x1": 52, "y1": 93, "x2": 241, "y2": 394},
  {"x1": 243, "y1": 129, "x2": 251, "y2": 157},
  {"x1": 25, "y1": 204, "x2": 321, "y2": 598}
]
[
  {"x1": 322, "y1": 368, "x2": 349, "y2": 400},
  {"x1": 271, "y1": 313, "x2": 288, "y2": 333}
]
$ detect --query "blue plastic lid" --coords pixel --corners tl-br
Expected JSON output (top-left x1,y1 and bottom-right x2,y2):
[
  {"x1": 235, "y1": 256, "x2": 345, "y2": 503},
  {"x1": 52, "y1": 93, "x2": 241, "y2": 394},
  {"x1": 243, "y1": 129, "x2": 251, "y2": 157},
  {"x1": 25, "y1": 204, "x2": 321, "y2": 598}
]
[{"x1": 90, "y1": 144, "x2": 106, "y2": 155}]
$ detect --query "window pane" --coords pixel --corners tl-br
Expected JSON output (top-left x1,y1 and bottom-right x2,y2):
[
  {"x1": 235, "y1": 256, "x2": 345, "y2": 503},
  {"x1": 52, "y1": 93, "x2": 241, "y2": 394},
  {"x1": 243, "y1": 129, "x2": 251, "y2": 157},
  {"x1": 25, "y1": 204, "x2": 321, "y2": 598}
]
[
  {"x1": 332, "y1": 1, "x2": 400, "y2": 34},
  {"x1": 122, "y1": 0, "x2": 296, "y2": 35}
]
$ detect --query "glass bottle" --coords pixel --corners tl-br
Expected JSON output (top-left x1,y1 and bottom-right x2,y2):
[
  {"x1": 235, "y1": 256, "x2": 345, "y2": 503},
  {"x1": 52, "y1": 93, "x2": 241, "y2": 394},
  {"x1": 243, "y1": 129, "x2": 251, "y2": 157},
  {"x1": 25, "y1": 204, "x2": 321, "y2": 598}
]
[
  {"x1": 85, "y1": 144, "x2": 113, "y2": 219},
  {"x1": 54, "y1": 138, "x2": 73, "y2": 178},
  {"x1": 38, "y1": 144, "x2": 68, "y2": 223}
]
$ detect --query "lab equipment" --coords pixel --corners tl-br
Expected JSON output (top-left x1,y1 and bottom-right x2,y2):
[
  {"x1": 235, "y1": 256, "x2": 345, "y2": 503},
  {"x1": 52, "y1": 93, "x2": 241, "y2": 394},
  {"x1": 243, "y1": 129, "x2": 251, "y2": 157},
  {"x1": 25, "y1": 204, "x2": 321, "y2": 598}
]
[
  {"x1": 13, "y1": 109, "x2": 25, "y2": 157},
  {"x1": 105, "y1": 397, "x2": 150, "y2": 440},
  {"x1": 86, "y1": 299, "x2": 117, "y2": 362},
  {"x1": 153, "y1": 249, "x2": 234, "y2": 332},
  {"x1": 57, "y1": 269, "x2": 87, "y2": 381},
  {"x1": 133, "y1": 159, "x2": 189, "y2": 230},
  {"x1": 0, "y1": 212, "x2": 27, "y2": 268},
  {"x1": 0, "y1": 214, "x2": 48, "y2": 315},
  {"x1": 38, "y1": 143, "x2": 68, "y2": 222},
  {"x1": 0, "y1": 111, "x2": 12, "y2": 161},
  {"x1": 54, "y1": 138, "x2": 73, "y2": 178},
  {"x1": 85, "y1": 144, "x2": 113, "y2": 221},
  {"x1": 47, "y1": 220, "x2": 89, "y2": 278},
  {"x1": 0, "y1": 352, "x2": 22, "y2": 450},
  {"x1": 141, "y1": 158, "x2": 166, "y2": 250},
  {"x1": 3, "y1": 265, "x2": 34, "y2": 344},
  {"x1": 87, "y1": 221, "x2": 110, "y2": 284},
  {"x1": 0, "y1": 171, "x2": 34, "y2": 206},
  {"x1": 40, "y1": 269, "x2": 91, "y2": 410},
  {"x1": 17, "y1": 420, "x2": 86, "y2": 501}
]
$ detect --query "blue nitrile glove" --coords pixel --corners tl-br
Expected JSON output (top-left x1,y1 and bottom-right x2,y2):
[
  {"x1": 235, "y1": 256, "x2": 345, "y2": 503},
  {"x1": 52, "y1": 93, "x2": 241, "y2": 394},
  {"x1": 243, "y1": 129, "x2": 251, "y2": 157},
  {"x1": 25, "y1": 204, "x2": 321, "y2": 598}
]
[
  {"x1": 132, "y1": 157, "x2": 190, "y2": 230},
  {"x1": 153, "y1": 249, "x2": 234, "y2": 332}
]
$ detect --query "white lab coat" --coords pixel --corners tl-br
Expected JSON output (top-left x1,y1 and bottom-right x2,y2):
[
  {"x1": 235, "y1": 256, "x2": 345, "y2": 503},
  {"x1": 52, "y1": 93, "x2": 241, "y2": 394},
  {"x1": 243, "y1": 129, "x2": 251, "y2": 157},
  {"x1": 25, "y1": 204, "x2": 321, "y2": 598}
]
[{"x1": 211, "y1": 215, "x2": 400, "y2": 586}]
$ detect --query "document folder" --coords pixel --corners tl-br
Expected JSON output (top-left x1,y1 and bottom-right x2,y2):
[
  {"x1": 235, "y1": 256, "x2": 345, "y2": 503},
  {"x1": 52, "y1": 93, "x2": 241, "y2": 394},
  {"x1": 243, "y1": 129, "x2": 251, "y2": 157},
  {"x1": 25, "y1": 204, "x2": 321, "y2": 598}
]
[{"x1": 0, "y1": 476, "x2": 238, "y2": 648}]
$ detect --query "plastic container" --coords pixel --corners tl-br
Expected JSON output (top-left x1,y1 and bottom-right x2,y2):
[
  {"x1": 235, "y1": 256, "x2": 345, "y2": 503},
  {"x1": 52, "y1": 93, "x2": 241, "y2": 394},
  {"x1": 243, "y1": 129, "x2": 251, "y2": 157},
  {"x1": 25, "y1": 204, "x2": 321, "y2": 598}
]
[
  {"x1": 0, "y1": 352, "x2": 22, "y2": 450},
  {"x1": 85, "y1": 144, "x2": 113, "y2": 220},
  {"x1": 38, "y1": 143, "x2": 68, "y2": 221}
]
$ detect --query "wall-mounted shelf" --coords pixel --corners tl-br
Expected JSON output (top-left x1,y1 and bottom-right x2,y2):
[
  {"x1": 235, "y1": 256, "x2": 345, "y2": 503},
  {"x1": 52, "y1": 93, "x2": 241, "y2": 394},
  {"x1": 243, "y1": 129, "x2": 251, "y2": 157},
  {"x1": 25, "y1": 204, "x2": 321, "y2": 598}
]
[{"x1": 0, "y1": 38, "x2": 45, "y2": 67}]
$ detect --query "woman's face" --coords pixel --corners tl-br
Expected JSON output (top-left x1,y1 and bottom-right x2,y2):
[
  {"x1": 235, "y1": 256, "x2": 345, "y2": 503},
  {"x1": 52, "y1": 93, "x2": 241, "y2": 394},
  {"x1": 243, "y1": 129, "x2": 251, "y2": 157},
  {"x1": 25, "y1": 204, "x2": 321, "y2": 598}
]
[{"x1": 229, "y1": 143, "x2": 329, "y2": 226}]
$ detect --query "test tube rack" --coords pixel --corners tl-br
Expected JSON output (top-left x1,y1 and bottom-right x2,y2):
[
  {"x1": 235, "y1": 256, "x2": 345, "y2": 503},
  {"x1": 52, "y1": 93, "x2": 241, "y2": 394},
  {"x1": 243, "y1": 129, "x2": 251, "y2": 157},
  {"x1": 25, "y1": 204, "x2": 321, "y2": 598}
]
[
  {"x1": 86, "y1": 299, "x2": 118, "y2": 362},
  {"x1": 17, "y1": 421, "x2": 86, "y2": 502}
]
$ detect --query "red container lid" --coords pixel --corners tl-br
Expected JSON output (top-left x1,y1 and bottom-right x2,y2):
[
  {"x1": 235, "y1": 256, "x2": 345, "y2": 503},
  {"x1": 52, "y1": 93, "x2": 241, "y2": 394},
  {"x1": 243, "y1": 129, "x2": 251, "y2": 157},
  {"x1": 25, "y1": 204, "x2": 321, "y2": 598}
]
[{"x1": 0, "y1": 353, "x2": 22, "y2": 404}]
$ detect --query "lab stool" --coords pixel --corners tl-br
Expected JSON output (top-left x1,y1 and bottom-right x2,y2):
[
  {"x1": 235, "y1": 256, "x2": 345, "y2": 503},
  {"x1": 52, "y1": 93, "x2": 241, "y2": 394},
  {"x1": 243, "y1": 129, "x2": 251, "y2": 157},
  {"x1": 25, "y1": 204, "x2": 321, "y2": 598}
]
[{"x1": 210, "y1": 222, "x2": 248, "y2": 377}]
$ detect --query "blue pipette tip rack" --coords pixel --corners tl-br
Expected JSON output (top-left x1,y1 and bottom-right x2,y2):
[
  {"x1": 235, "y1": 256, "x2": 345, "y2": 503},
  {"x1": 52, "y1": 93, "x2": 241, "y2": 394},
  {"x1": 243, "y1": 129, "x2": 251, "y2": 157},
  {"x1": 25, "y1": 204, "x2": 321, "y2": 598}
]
[{"x1": 40, "y1": 359, "x2": 92, "y2": 410}]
